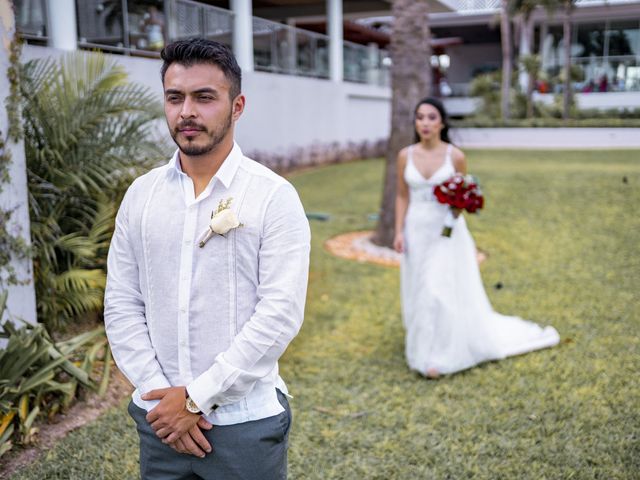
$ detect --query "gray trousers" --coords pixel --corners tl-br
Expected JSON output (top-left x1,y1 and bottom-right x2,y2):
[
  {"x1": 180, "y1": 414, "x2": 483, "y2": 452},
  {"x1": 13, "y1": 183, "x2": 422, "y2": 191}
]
[{"x1": 128, "y1": 389, "x2": 291, "y2": 480}]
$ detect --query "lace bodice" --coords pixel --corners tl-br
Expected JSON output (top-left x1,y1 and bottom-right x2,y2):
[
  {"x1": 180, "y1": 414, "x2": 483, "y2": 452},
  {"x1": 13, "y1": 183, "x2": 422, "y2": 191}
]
[{"x1": 403, "y1": 144, "x2": 455, "y2": 203}]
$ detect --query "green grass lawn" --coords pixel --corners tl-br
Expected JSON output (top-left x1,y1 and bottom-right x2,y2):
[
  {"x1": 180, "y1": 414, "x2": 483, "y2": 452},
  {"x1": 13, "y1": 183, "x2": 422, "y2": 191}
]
[{"x1": 9, "y1": 150, "x2": 639, "y2": 479}]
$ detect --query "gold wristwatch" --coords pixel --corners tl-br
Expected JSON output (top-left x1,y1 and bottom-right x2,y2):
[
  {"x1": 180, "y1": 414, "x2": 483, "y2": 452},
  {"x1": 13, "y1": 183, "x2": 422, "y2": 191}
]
[{"x1": 185, "y1": 395, "x2": 201, "y2": 414}]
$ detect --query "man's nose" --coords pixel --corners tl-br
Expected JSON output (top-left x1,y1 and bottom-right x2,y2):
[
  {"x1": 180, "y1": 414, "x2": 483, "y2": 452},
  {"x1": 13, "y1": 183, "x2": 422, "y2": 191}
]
[{"x1": 180, "y1": 97, "x2": 196, "y2": 118}]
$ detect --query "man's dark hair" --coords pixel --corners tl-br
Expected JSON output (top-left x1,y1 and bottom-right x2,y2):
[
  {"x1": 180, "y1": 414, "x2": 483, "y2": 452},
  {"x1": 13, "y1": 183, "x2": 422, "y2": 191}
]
[{"x1": 160, "y1": 38, "x2": 242, "y2": 99}]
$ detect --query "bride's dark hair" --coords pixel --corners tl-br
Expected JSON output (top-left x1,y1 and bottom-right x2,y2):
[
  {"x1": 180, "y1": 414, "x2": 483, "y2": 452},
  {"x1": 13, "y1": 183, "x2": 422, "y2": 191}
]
[{"x1": 414, "y1": 97, "x2": 451, "y2": 144}]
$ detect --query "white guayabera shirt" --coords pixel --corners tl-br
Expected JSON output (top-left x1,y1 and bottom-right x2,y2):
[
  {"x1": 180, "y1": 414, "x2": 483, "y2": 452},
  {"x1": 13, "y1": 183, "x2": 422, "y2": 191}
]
[{"x1": 104, "y1": 142, "x2": 311, "y2": 425}]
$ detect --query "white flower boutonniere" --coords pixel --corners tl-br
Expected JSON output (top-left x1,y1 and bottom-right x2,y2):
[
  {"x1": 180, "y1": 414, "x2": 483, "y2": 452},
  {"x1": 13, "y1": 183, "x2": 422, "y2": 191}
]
[{"x1": 198, "y1": 198, "x2": 243, "y2": 248}]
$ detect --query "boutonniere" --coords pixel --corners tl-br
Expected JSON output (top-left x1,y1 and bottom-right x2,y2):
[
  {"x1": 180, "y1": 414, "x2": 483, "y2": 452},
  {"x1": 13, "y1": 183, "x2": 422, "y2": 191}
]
[{"x1": 198, "y1": 197, "x2": 243, "y2": 248}]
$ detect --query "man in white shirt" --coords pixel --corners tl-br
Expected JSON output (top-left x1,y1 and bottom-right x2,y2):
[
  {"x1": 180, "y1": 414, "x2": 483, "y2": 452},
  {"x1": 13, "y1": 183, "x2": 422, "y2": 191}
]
[{"x1": 104, "y1": 38, "x2": 310, "y2": 480}]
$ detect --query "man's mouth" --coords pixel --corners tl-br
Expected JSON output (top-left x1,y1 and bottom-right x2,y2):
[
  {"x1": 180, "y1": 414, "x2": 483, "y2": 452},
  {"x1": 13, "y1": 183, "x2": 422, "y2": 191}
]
[{"x1": 177, "y1": 124, "x2": 205, "y2": 135}]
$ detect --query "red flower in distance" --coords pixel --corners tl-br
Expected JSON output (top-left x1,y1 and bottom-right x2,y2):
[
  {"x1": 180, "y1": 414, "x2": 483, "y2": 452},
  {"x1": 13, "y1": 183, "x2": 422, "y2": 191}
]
[
  {"x1": 433, "y1": 173, "x2": 484, "y2": 214},
  {"x1": 433, "y1": 173, "x2": 483, "y2": 237},
  {"x1": 463, "y1": 190, "x2": 484, "y2": 213}
]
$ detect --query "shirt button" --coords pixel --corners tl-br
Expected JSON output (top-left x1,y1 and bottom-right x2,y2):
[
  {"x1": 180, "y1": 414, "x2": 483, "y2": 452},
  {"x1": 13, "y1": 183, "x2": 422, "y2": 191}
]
[
  {"x1": 184, "y1": 239, "x2": 191, "y2": 245},
  {"x1": 179, "y1": 340, "x2": 187, "y2": 347},
  {"x1": 180, "y1": 308, "x2": 186, "y2": 314}
]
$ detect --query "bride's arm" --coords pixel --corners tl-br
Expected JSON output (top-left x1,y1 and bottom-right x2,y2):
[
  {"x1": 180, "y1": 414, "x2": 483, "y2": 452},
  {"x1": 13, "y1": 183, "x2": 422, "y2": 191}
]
[
  {"x1": 394, "y1": 149, "x2": 409, "y2": 253},
  {"x1": 452, "y1": 146, "x2": 467, "y2": 174}
]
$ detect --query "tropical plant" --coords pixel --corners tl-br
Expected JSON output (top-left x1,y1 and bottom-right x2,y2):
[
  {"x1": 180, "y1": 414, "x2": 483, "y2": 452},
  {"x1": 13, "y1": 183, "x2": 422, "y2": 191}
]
[
  {"x1": 373, "y1": 0, "x2": 432, "y2": 248},
  {"x1": 470, "y1": 72, "x2": 502, "y2": 118},
  {"x1": 559, "y1": 0, "x2": 575, "y2": 120},
  {"x1": 469, "y1": 69, "x2": 533, "y2": 120},
  {"x1": 20, "y1": 52, "x2": 167, "y2": 329},
  {"x1": 500, "y1": 0, "x2": 513, "y2": 120},
  {"x1": 508, "y1": 0, "x2": 540, "y2": 119},
  {"x1": 509, "y1": 0, "x2": 537, "y2": 87},
  {"x1": 520, "y1": 53, "x2": 541, "y2": 118},
  {"x1": 534, "y1": 0, "x2": 577, "y2": 119},
  {"x1": 0, "y1": 290, "x2": 110, "y2": 457},
  {"x1": 502, "y1": 0, "x2": 574, "y2": 120}
]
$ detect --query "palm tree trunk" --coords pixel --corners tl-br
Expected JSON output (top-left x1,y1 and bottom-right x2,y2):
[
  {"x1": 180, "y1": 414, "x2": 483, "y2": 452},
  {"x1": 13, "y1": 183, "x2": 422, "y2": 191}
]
[
  {"x1": 562, "y1": 0, "x2": 572, "y2": 120},
  {"x1": 522, "y1": 15, "x2": 535, "y2": 118},
  {"x1": 500, "y1": 0, "x2": 512, "y2": 120},
  {"x1": 372, "y1": 0, "x2": 432, "y2": 248}
]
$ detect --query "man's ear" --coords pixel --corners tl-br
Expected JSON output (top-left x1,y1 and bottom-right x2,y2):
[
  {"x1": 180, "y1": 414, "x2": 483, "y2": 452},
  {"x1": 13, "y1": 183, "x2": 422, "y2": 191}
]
[{"x1": 232, "y1": 94, "x2": 245, "y2": 121}]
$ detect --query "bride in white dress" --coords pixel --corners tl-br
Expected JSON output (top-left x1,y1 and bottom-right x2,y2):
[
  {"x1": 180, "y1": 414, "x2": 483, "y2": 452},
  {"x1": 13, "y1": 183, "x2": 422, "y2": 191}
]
[{"x1": 393, "y1": 98, "x2": 560, "y2": 378}]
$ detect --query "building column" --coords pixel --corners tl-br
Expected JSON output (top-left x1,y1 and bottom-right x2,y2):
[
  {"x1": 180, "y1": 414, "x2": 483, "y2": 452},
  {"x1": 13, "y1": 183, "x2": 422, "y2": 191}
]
[
  {"x1": 327, "y1": 0, "x2": 343, "y2": 82},
  {"x1": 539, "y1": 22, "x2": 549, "y2": 70},
  {"x1": 367, "y1": 42, "x2": 379, "y2": 85},
  {"x1": 46, "y1": 0, "x2": 77, "y2": 50},
  {"x1": 0, "y1": 0, "x2": 37, "y2": 327},
  {"x1": 286, "y1": 19, "x2": 298, "y2": 74},
  {"x1": 231, "y1": 0, "x2": 254, "y2": 72}
]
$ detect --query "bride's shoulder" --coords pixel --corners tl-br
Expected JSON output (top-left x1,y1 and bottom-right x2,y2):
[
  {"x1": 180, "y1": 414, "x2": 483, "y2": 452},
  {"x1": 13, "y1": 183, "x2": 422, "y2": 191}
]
[
  {"x1": 446, "y1": 143, "x2": 465, "y2": 160},
  {"x1": 397, "y1": 145, "x2": 412, "y2": 163},
  {"x1": 448, "y1": 144, "x2": 467, "y2": 170},
  {"x1": 399, "y1": 145, "x2": 412, "y2": 156}
]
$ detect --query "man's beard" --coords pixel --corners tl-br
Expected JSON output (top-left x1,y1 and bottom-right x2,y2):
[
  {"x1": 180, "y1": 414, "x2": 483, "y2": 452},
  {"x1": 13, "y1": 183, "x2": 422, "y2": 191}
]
[{"x1": 171, "y1": 111, "x2": 233, "y2": 156}]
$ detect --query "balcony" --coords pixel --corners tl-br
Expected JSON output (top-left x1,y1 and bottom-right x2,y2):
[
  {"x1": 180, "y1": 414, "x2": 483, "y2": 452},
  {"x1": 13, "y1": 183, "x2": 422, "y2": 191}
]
[{"x1": 14, "y1": 0, "x2": 390, "y2": 86}]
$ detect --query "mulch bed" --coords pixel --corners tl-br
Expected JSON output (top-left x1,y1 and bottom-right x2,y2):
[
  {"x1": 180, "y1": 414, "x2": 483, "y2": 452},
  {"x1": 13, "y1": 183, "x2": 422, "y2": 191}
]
[{"x1": 324, "y1": 230, "x2": 486, "y2": 266}]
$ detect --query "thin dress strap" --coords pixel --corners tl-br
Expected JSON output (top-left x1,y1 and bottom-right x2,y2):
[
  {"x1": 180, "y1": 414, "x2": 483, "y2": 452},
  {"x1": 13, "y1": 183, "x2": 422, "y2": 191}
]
[
  {"x1": 404, "y1": 145, "x2": 414, "y2": 176},
  {"x1": 445, "y1": 143, "x2": 453, "y2": 165}
]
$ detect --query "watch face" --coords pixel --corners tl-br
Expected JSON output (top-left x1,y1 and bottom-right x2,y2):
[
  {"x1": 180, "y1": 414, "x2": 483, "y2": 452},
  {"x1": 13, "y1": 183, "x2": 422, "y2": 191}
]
[{"x1": 186, "y1": 397, "x2": 199, "y2": 413}]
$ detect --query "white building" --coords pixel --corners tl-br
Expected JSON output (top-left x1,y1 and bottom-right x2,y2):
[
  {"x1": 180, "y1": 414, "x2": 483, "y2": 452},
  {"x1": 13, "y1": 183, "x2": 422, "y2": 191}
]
[
  {"x1": 13, "y1": 0, "x2": 401, "y2": 158},
  {"x1": 412, "y1": 0, "x2": 640, "y2": 112},
  {"x1": 13, "y1": 1, "x2": 640, "y2": 129}
]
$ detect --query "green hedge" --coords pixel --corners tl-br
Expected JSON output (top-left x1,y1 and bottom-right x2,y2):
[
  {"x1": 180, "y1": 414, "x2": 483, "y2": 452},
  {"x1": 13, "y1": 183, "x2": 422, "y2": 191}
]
[{"x1": 452, "y1": 117, "x2": 640, "y2": 128}]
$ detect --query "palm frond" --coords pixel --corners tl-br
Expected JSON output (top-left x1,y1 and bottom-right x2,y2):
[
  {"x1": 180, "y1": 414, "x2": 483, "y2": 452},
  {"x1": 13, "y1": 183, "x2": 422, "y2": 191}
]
[{"x1": 22, "y1": 50, "x2": 169, "y2": 329}]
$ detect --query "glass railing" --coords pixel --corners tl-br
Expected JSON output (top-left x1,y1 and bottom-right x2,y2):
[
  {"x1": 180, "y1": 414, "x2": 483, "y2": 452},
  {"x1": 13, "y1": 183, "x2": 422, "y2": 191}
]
[
  {"x1": 252, "y1": 16, "x2": 329, "y2": 78},
  {"x1": 252, "y1": 19, "x2": 389, "y2": 85},
  {"x1": 74, "y1": 0, "x2": 233, "y2": 56},
  {"x1": 15, "y1": 0, "x2": 389, "y2": 86},
  {"x1": 572, "y1": 55, "x2": 640, "y2": 92},
  {"x1": 75, "y1": 0, "x2": 159, "y2": 55},
  {"x1": 343, "y1": 40, "x2": 391, "y2": 86},
  {"x1": 13, "y1": 0, "x2": 48, "y2": 41},
  {"x1": 343, "y1": 41, "x2": 368, "y2": 83},
  {"x1": 167, "y1": 0, "x2": 233, "y2": 47}
]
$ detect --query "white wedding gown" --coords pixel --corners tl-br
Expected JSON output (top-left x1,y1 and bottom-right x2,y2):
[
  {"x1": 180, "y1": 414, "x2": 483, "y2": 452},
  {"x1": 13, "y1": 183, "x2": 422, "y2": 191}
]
[{"x1": 401, "y1": 144, "x2": 560, "y2": 375}]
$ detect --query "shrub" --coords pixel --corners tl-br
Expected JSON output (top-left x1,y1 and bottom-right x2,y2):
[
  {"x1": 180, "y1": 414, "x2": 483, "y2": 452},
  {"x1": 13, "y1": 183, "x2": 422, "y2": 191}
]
[
  {"x1": 20, "y1": 52, "x2": 168, "y2": 329},
  {"x1": 0, "y1": 291, "x2": 110, "y2": 458}
]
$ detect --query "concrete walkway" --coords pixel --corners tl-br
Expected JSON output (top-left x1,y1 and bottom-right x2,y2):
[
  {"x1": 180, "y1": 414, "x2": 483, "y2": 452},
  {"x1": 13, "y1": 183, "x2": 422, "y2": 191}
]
[{"x1": 453, "y1": 128, "x2": 640, "y2": 149}]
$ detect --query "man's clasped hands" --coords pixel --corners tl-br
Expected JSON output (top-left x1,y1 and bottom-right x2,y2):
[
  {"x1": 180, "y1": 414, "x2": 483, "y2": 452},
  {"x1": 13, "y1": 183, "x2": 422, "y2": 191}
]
[{"x1": 142, "y1": 386, "x2": 213, "y2": 458}]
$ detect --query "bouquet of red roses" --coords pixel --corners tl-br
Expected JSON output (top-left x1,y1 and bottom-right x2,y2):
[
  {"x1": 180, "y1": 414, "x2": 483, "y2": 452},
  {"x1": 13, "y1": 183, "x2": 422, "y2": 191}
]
[{"x1": 433, "y1": 173, "x2": 484, "y2": 237}]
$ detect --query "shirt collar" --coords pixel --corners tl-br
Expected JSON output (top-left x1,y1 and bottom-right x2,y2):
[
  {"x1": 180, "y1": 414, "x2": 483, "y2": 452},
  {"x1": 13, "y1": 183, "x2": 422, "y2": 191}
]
[
  {"x1": 214, "y1": 142, "x2": 243, "y2": 189},
  {"x1": 165, "y1": 141, "x2": 243, "y2": 189}
]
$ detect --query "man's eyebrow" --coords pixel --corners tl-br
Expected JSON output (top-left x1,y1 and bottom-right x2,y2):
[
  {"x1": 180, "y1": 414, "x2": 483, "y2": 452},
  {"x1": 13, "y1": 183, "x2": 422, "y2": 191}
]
[
  {"x1": 164, "y1": 88, "x2": 219, "y2": 95},
  {"x1": 192, "y1": 88, "x2": 218, "y2": 95}
]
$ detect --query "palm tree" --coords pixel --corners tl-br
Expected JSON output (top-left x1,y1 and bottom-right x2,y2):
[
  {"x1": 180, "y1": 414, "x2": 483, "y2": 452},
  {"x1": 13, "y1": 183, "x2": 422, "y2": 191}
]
[
  {"x1": 537, "y1": 0, "x2": 576, "y2": 119},
  {"x1": 510, "y1": 0, "x2": 538, "y2": 118},
  {"x1": 20, "y1": 52, "x2": 167, "y2": 329},
  {"x1": 520, "y1": 53, "x2": 541, "y2": 118},
  {"x1": 500, "y1": 0, "x2": 512, "y2": 120},
  {"x1": 561, "y1": 0, "x2": 574, "y2": 120},
  {"x1": 372, "y1": 0, "x2": 432, "y2": 248}
]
